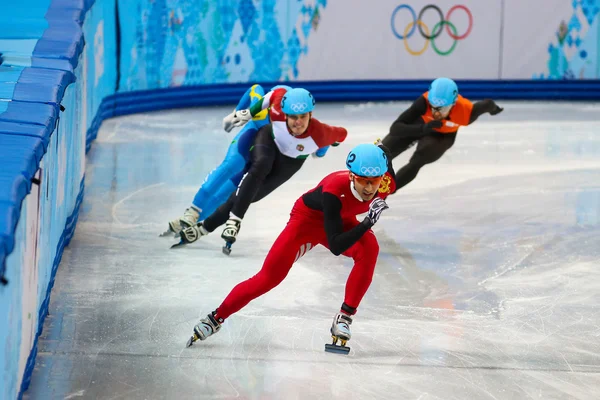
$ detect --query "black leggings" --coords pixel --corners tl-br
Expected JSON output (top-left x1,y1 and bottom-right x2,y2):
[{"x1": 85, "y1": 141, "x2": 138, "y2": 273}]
[
  {"x1": 382, "y1": 129, "x2": 456, "y2": 191},
  {"x1": 203, "y1": 127, "x2": 306, "y2": 232}
]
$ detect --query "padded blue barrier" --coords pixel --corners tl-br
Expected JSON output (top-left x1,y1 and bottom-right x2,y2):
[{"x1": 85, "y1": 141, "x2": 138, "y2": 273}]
[
  {"x1": 0, "y1": 120, "x2": 57, "y2": 151},
  {"x1": 90, "y1": 80, "x2": 600, "y2": 138},
  {"x1": 1, "y1": 67, "x2": 74, "y2": 105},
  {"x1": 33, "y1": 20, "x2": 84, "y2": 67},
  {"x1": 0, "y1": 100, "x2": 59, "y2": 128},
  {"x1": 0, "y1": 135, "x2": 44, "y2": 259}
]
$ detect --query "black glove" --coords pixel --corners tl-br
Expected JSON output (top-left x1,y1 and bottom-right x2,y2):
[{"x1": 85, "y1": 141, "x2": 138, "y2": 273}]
[
  {"x1": 489, "y1": 102, "x2": 504, "y2": 116},
  {"x1": 365, "y1": 198, "x2": 389, "y2": 226},
  {"x1": 422, "y1": 120, "x2": 443, "y2": 135}
]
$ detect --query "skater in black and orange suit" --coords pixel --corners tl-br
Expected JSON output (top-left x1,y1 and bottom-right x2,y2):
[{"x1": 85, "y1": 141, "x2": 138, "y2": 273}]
[{"x1": 382, "y1": 77, "x2": 504, "y2": 191}]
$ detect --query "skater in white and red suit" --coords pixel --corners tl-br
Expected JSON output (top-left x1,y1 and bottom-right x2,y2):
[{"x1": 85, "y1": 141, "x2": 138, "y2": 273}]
[{"x1": 177, "y1": 87, "x2": 347, "y2": 250}]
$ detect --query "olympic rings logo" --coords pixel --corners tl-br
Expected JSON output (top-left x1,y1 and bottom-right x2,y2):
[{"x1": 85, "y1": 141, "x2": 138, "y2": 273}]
[
  {"x1": 360, "y1": 166, "x2": 381, "y2": 176},
  {"x1": 290, "y1": 103, "x2": 309, "y2": 113},
  {"x1": 390, "y1": 4, "x2": 473, "y2": 56}
]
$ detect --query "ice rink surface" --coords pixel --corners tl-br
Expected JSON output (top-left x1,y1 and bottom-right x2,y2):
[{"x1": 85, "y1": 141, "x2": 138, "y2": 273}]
[{"x1": 25, "y1": 101, "x2": 600, "y2": 399}]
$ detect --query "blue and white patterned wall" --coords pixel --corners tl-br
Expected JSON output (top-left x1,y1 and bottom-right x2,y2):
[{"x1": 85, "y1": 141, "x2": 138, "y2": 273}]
[
  {"x1": 536, "y1": 0, "x2": 600, "y2": 79},
  {"x1": 117, "y1": 0, "x2": 327, "y2": 91}
]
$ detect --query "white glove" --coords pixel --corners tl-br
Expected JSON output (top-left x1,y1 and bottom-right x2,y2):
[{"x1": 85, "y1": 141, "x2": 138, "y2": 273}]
[
  {"x1": 365, "y1": 198, "x2": 389, "y2": 226},
  {"x1": 222, "y1": 109, "x2": 252, "y2": 132}
]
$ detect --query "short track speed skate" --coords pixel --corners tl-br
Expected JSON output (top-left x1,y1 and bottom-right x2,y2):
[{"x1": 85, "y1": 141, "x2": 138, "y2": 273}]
[
  {"x1": 325, "y1": 336, "x2": 351, "y2": 354},
  {"x1": 185, "y1": 332, "x2": 200, "y2": 347},
  {"x1": 160, "y1": 208, "x2": 200, "y2": 239},
  {"x1": 170, "y1": 222, "x2": 209, "y2": 249},
  {"x1": 185, "y1": 312, "x2": 222, "y2": 347},
  {"x1": 222, "y1": 240, "x2": 234, "y2": 255},
  {"x1": 221, "y1": 218, "x2": 241, "y2": 255},
  {"x1": 324, "y1": 312, "x2": 352, "y2": 355}
]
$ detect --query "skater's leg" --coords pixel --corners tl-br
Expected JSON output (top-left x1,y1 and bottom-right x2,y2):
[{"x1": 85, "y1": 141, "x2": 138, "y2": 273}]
[
  {"x1": 214, "y1": 216, "x2": 316, "y2": 320},
  {"x1": 340, "y1": 228, "x2": 380, "y2": 313},
  {"x1": 245, "y1": 154, "x2": 306, "y2": 205},
  {"x1": 319, "y1": 221, "x2": 379, "y2": 348},
  {"x1": 319, "y1": 221, "x2": 380, "y2": 315},
  {"x1": 202, "y1": 194, "x2": 236, "y2": 233},
  {"x1": 394, "y1": 133, "x2": 456, "y2": 190},
  {"x1": 381, "y1": 134, "x2": 418, "y2": 160},
  {"x1": 235, "y1": 84, "x2": 264, "y2": 111},
  {"x1": 381, "y1": 118, "x2": 425, "y2": 160},
  {"x1": 193, "y1": 123, "x2": 259, "y2": 218},
  {"x1": 191, "y1": 143, "x2": 245, "y2": 218},
  {"x1": 226, "y1": 127, "x2": 278, "y2": 220}
]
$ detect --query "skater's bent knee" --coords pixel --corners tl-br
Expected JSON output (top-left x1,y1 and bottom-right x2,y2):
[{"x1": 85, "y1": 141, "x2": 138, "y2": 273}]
[{"x1": 354, "y1": 233, "x2": 379, "y2": 262}]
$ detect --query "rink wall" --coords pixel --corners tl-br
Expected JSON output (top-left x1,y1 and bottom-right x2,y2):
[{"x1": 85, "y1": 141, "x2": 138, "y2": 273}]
[{"x1": 1, "y1": 0, "x2": 600, "y2": 399}]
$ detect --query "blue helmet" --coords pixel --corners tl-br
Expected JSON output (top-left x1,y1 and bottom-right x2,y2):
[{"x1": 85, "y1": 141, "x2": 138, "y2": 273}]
[
  {"x1": 270, "y1": 84, "x2": 292, "y2": 92},
  {"x1": 428, "y1": 77, "x2": 458, "y2": 107},
  {"x1": 281, "y1": 88, "x2": 315, "y2": 115},
  {"x1": 346, "y1": 143, "x2": 388, "y2": 177}
]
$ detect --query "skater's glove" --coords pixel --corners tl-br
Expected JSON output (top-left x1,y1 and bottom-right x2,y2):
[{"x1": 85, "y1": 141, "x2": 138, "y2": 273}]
[
  {"x1": 365, "y1": 198, "x2": 389, "y2": 226},
  {"x1": 222, "y1": 109, "x2": 252, "y2": 132},
  {"x1": 422, "y1": 120, "x2": 443, "y2": 135},
  {"x1": 489, "y1": 101, "x2": 504, "y2": 116},
  {"x1": 312, "y1": 145, "x2": 330, "y2": 158}
]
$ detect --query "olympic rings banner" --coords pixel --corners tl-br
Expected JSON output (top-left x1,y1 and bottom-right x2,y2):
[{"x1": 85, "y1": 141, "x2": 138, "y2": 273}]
[{"x1": 297, "y1": 0, "x2": 502, "y2": 80}]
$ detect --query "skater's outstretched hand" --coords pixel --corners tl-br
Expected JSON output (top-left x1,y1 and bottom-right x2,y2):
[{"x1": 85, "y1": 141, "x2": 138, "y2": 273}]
[
  {"x1": 489, "y1": 101, "x2": 504, "y2": 116},
  {"x1": 366, "y1": 198, "x2": 389, "y2": 226},
  {"x1": 312, "y1": 145, "x2": 330, "y2": 158},
  {"x1": 223, "y1": 109, "x2": 252, "y2": 132}
]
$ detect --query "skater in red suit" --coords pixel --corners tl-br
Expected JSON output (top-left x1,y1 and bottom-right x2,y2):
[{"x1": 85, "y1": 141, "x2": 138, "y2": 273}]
[{"x1": 185, "y1": 142, "x2": 395, "y2": 353}]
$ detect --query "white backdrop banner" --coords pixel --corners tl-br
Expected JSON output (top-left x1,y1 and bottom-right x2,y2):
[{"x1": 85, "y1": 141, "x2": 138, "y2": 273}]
[{"x1": 297, "y1": 0, "x2": 503, "y2": 80}]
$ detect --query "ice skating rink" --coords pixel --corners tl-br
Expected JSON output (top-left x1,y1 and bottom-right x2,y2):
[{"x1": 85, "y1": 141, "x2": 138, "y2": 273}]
[{"x1": 25, "y1": 102, "x2": 600, "y2": 399}]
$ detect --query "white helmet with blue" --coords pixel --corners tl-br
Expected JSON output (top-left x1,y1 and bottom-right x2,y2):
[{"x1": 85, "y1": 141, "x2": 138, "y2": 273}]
[
  {"x1": 281, "y1": 88, "x2": 315, "y2": 115},
  {"x1": 346, "y1": 143, "x2": 388, "y2": 177},
  {"x1": 428, "y1": 77, "x2": 459, "y2": 108}
]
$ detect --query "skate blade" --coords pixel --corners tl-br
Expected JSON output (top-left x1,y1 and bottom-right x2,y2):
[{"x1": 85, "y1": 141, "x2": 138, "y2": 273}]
[
  {"x1": 222, "y1": 240, "x2": 233, "y2": 256},
  {"x1": 159, "y1": 228, "x2": 177, "y2": 238},
  {"x1": 170, "y1": 240, "x2": 187, "y2": 249},
  {"x1": 186, "y1": 334, "x2": 198, "y2": 348},
  {"x1": 324, "y1": 343, "x2": 350, "y2": 354}
]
